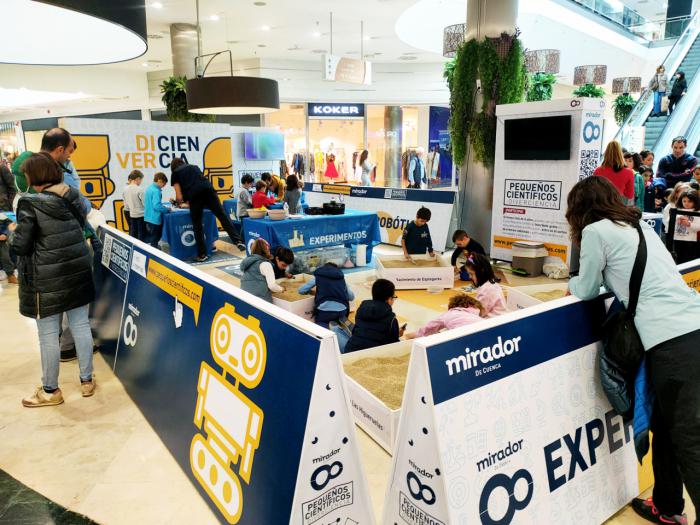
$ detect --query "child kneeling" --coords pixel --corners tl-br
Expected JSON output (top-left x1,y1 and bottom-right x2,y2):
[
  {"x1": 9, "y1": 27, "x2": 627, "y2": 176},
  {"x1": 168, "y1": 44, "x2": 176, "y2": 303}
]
[{"x1": 405, "y1": 294, "x2": 484, "y2": 339}]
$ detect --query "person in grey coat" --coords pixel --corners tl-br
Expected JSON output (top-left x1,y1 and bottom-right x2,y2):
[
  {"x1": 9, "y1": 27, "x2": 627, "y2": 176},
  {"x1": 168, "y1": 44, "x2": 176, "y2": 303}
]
[
  {"x1": 239, "y1": 239, "x2": 284, "y2": 302},
  {"x1": 649, "y1": 65, "x2": 669, "y2": 116}
]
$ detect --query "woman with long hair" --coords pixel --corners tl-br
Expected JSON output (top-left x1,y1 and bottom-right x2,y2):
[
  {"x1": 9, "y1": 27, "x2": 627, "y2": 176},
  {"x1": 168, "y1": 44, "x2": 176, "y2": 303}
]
[
  {"x1": 359, "y1": 150, "x2": 372, "y2": 187},
  {"x1": 649, "y1": 64, "x2": 669, "y2": 116},
  {"x1": 594, "y1": 141, "x2": 635, "y2": 202},
  {"x1": 567, "y1": 176, "x2": 700, "y2": 524}
]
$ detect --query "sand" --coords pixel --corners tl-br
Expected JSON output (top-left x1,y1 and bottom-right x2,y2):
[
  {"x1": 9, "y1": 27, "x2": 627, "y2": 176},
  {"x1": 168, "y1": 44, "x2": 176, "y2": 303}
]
[
  {"x1": 344, "y1": 354, "x2": 411, "y2": 410},
  {"x1": 272, "y1": 277, "x2": 310, "y2": 302},
  {"x1": 529, "y1": 289, "x2": 567, "y2": 302},
  {"x1": 380, "y1": 258, "x2": 442, "y2": 269}
]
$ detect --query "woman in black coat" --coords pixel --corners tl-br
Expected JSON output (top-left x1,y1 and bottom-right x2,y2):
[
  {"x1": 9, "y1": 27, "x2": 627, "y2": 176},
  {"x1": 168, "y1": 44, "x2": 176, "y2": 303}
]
[
  {"x1": 668, "y1": 70, "x2": 687, "y2": 114},
  {"x1": 10, "y1": 153, "x2": 96, "y2": 407}
]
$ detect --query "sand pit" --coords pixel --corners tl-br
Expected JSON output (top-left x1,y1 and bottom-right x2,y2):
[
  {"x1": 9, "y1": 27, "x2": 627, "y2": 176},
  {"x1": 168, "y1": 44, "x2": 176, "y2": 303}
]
[
  {"x1": 344, "y1": 354, "x2": 411, "y2": 410},
  {"x1": 272, "y1": 277, "x2": 310, "y2": 302},
  {"x1": 380, "y1": 258, "x2": 442, "y2": 269},
  {"x1": 529, "y1": 289, "x2": 567, "y2": 302}
]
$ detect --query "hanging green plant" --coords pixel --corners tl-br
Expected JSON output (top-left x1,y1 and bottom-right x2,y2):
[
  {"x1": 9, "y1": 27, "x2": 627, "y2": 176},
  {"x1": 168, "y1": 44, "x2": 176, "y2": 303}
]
[
  {"x1": 613, "y1": 94, "x2": 636, "y2": 125},
  {"x1": 447, "y1": 33, "x2": 526, "y2": 167},
  {"x1": 160, "y1": 75, "x2": 216, "y2": 123},
  {"x1": 443, "y1": 58, "x2": 457, "y2": 91},
  {"x1": 526, "y1": 72, "x2": 557, "y2": 102},
  {"x1": 572, "y1": 83, "x2": 605, "y2": 98}
]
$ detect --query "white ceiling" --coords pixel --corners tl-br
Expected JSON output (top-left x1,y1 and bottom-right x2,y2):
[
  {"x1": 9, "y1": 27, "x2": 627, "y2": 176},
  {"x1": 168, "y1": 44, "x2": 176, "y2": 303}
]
[{"x1": 117, "y1": 0, "x2": 440, "y2": 73}]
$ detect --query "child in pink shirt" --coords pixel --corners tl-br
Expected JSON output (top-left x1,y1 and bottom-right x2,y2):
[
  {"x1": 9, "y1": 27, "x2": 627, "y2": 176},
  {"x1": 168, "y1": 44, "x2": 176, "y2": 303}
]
[
  {"x1": 406, "y1": 294, "x2": 485, "y2": 339},
  {"x1": 464, "y1": 253, "x2": 507, "y2": 317}
]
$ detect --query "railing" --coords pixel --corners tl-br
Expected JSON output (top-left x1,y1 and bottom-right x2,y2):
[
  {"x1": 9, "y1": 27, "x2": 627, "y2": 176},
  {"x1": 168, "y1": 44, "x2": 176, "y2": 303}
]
[
  {"x1": 615, "y1": 11, "x2": 700, "y2": 149},
  {"x1": 569, "y1": 0, "x2": 693, "y2": 42}
]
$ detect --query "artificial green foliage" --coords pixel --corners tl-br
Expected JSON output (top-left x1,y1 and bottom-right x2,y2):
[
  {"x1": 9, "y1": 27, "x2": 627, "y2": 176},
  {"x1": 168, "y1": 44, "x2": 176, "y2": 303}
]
[
  {"x1": 613, "y1": 94, "x2": 636, "y2": 125},
  {"x1": 448, "y1": 34, "x2": 526, "y2": 167},
  {"x1": 443, "y1": 58, "x2": 457, "y2": 91},
  {"x1": 449, "y1": 39, "x2": 479, "y2": 166},
  {"x1": 526, "y1": 72, "x2": 557, "y2": 102},
  {"x1": 572, "y1": 83, "x2": 606, "y2": 98},
  {"x1": 160, "y1": 76, "x2": 216, "y2": 123}
]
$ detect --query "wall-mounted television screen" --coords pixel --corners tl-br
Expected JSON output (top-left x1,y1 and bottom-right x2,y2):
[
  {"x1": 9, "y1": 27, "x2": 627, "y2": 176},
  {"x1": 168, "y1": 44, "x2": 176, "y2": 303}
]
[
  {"x1": 244, "y1": 132, "x2": 285, "y2": 160},
  {"x1": 504, "y1": 115, "x2": 572, "y2": 160}
]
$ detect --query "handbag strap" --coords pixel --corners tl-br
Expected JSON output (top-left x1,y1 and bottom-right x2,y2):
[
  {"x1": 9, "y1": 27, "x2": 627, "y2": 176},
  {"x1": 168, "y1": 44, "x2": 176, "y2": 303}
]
[
  {"x1": 45, "y1": 190, "x2": 86, "y2": 229},
  {"x1": 627, "y1": 223, "x2": 647, "y2": 317}
]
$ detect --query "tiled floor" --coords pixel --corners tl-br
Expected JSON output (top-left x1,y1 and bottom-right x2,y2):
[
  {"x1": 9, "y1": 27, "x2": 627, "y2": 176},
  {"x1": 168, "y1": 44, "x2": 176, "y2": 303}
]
[{"x1": 0, "y1": 241, "x2": 694, "y2": 524}]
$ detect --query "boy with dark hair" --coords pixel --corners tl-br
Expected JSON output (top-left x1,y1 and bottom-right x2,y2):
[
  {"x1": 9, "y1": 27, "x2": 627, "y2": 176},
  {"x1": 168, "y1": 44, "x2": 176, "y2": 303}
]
[
  {"x1": 123, "y1": 170, "x2": 145, "y2": 240},
  {"x1": 271, "y1": 246, "x2": 295, "y2": 279},
  {"x1": 402, "y1": 206, "x2": 435, "y2": 259},
  {"x1": 144, "y1": 172, "x2": 170, "y2": 249},
  {"x1": 237, "y1": 174, "x2": 255, "y2": 219},
  {"x1": 450, "y1": 230, "x2": 485, "y2": 270},
  {"x1": 345, "y1": 279, "x2": 403, "y2": 353},
  {"x1": 299, "y1": 262, "x2": 354, "y2": 328}
]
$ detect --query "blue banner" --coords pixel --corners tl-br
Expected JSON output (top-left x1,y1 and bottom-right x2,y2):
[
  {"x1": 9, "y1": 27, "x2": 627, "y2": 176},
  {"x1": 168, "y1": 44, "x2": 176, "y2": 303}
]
[
  {"x1": 162, "y1": 208, "x2": 219, "y2": 260},
  {"x1": 427, "y1": 299, "x2": 606, "y2": 405},
  {"x1": 93, "y1": 228, "x2": 322, "y2": 524},
  {"x1": 428, "y1": 106, "x2": 453, "y2": 188},
  {"x1": 243, "y1": 209, "x2": 381, "y2": 261}
]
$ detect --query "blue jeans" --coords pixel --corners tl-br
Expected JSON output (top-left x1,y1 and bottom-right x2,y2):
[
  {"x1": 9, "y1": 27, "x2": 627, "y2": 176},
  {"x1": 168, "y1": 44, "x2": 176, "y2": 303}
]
[
  {"x1": 37, "y1": 305, "x2": 94, "y2": 389},
  {"x1": 145, "y1": 222, "x2": 163, "y2": 249},
  {"x1": 653, "y1": 91, "x2": 666, "y2": 114}
]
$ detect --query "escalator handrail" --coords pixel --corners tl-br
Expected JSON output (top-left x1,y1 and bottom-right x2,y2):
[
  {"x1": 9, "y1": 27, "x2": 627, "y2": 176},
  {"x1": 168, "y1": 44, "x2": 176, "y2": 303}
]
[{"x1": 615, "y1": 11, "x2": 700, "y2": 145}]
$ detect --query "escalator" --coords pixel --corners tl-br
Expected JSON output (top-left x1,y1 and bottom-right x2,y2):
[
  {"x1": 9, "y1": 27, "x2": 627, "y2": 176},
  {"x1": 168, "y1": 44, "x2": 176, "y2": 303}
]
[
  {"x1": 644, "y1": 34, "x2": 700, "y2": 150},
  {"x1": 617, "y1": 13, "x2": 700, "y2": 155}
]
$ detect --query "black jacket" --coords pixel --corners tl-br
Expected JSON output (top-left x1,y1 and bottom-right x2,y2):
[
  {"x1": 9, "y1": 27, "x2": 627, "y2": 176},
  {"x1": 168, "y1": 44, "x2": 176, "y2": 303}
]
[
  {"x1": 345, "y1": 300, "x2": 399, "y2": 353},
  {"x1": 0, "y1": 164, "x2": 16, "y2": 212},
  {"x1": 313, "y1": 264, "x2": 350, "y2": 311},
  {"x1": 670, "y1": 77, "x2": 687, "y2": 98},
  {"x1": 10, "y1": 184, "x2": 94, "y2": 319}
]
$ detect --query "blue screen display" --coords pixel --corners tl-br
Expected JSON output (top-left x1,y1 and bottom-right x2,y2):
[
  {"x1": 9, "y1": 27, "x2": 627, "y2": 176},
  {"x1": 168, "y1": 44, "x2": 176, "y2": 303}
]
[{"x1": 244, "y1": 133, "x2": 285, "y2": 160}]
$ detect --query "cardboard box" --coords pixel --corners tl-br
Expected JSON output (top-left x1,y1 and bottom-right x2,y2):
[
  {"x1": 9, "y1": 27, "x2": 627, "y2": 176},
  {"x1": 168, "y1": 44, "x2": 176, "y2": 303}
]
[
  {"x1": 341, "y1": 340, "x2": 414, "y2": 454},
  {"x1": 376, "y1": 255, "x2": 454, "y2": 290},
  {"x1": 271, "y1": 274, "x2": 315, "y2": 320},
  {"x1": 505, "y1": 282, "x2": 569, "y2": 311}
]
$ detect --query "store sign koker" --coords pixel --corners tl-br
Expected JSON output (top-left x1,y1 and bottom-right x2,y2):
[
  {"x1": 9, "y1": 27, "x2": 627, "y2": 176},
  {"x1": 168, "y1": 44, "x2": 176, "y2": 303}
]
[{"x1": 308, "y1": 103, "x2": 365, "y2": 118}]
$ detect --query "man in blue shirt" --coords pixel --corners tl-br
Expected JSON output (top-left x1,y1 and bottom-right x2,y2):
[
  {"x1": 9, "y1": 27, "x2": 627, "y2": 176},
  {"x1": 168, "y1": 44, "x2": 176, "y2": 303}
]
[
  {"x1": 408, "y1": 147, "x2": 427, "y2": 189},
  {"x1": 656, "y1": 136, "x2": 698, "y2": 188}
]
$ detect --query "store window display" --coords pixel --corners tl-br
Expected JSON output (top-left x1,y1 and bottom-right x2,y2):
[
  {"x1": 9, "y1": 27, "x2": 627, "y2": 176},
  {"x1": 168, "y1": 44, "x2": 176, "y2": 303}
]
[{"x1": 309, "y1": 120, "x2": 363, "y2": 184}]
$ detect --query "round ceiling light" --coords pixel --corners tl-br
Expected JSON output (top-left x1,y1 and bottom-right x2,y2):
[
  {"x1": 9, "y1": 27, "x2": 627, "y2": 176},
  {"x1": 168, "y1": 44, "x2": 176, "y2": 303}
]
[
  {"x1": 186, "y1": 76, "x2": 280, "y2": 115},
  {"x1": 1, "y1": 0, "x2": 147, "y2": 65}
]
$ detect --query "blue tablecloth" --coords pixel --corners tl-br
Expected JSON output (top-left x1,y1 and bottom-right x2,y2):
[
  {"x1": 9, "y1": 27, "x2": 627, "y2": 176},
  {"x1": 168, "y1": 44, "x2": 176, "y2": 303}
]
[
  {"x1": 243, "y1": 209, "x2": 381, "y2": 264},
  {"x1": 642, "y1": 212, "x2": 663, "y2": 236},
  {"x1": 162, "y1": 208, "x2": 218, "y2": 260},
  {"x1": 223, "y1": 198, "x2": 308, "y2": 221}
]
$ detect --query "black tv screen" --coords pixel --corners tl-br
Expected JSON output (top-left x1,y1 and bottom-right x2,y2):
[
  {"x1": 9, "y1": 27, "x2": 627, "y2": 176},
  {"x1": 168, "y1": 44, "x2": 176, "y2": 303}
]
[{"x1": 504, "y1": 115, "x2": 571, "y2": 160}]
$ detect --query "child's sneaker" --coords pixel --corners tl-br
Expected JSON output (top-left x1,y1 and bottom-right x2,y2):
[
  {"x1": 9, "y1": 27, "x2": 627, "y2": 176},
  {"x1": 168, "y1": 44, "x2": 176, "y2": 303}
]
[
  {"x1": 193, "y1": 254, "x2": 209, "y2": 263},
  {"x1": 632, "y1": 497, "x2": 688, "y2": 524},
  {"x1": 22, "y1": 387, "x2": 64, "y2": 407},
  {"x1": 81, "y1": 377, "x2": 97, "y2": 397}
]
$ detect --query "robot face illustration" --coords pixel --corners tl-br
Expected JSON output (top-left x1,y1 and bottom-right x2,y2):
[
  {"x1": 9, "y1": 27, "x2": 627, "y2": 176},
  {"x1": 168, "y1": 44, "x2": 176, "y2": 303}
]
[
  {"x1": 203, "y1": 138, "x2": 234, "y2": 199},
  {"x1": 71, "y1": 135, "x2": 115, "y2": 209}
]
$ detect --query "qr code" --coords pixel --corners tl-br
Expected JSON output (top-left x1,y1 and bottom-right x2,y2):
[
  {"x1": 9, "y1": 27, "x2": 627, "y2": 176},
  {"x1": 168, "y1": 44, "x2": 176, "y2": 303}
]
[{"x1": 579, "y1": 150, "x2": 600, "y2": 180}]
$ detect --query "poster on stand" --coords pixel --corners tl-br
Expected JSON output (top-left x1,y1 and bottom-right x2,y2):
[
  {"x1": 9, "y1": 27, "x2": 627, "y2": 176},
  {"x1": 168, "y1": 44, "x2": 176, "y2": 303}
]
[
  {"x1": 383, "y1": 297, "x2": 643, "y2": 525},
  {"x1": 490, "y1": 99, "x2": 605, "y2": 269},
  {"x1": 60, "y1": 118, "x2": 234, "y2": 232},
  {"x1": 303, "y1": 183, "x2": 456, "y2": 252},
  {"x1": 93, "y1": 226, "x2": 374, "y2": 525}
]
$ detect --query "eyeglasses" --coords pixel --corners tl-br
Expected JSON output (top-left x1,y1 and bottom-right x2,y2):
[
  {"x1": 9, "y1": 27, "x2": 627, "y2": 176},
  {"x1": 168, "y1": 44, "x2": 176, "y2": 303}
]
[{"x1": 392, "y1": 295, "x2": 398, "y2": 299}]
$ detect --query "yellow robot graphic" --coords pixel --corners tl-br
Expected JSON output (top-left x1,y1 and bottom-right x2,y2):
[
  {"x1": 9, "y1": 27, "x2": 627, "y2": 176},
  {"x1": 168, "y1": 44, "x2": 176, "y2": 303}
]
[
  {"x1": 203, "y1": 137, "x2": 234, "y2": 202},
  {"x1": 71, "y1": 134, "x2": 115, "y2": 209},
  {"x1": 191, "y1": 304, "x2": 267, "y2": 524},
  {"x1": 106, "y1": 200, "x2": 130, "y2": 233}
]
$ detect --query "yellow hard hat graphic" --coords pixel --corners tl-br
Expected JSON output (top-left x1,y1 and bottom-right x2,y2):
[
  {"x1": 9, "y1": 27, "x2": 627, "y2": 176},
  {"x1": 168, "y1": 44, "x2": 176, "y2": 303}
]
[
  {"x1": 203, "y1": 137, "x2": 233, "y2": 199},
  {"x1": 71, "y1": 134, "x2": 115, "y2": 209}
]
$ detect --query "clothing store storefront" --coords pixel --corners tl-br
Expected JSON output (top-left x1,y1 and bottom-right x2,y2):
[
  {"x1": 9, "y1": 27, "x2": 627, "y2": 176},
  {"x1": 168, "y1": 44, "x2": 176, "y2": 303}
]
[{"x1": 264, "y1": 102, "x2": 455, "y2": 189}]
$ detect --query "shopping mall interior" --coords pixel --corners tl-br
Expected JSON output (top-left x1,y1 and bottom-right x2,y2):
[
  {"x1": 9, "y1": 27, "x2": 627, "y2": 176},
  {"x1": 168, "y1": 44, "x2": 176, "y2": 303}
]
[{"x1": 2, "y1": 1, "x2": 700, "y2": 524}]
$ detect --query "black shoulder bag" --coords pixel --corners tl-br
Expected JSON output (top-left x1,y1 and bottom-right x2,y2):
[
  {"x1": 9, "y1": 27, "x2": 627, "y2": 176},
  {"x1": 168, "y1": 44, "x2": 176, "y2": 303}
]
[
  {"x1": 599, "y1": 223, "x2": 647, "y2": 418},
  {"x1": 602, "y1": 223, "x2": 647, "y2": 371}
]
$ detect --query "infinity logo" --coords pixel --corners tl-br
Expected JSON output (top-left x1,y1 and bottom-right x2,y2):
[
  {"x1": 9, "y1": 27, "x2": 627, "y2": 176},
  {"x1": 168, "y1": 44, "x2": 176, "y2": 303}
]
[
  {"x1": 310, "y1": 461, "x2": 343, "y2": 491},
  {"x1": 479, "y1": 469, "x2": 534, "y2": 525},
  {"x1": 181, "y1": 230, "x2": 196, "y2": 247},
  {"x1": 123, "y1": 314, "x2": 138, "y2": 347},
  {"x1": 407, "y1": 471, "x2": 436, "y2": 505},
  {"x1": 583, "y1": 121, "x2": 601, "y2": 143},
  {"x1": 570, "y1": 100, "x2": 581, "y2": 107}
]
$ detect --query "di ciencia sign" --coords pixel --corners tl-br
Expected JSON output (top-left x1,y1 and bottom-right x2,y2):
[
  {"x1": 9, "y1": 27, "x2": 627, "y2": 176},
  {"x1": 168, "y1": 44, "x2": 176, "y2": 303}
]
[{"x1": 307, "y1": 103, "x2": 365, "y2": 119}]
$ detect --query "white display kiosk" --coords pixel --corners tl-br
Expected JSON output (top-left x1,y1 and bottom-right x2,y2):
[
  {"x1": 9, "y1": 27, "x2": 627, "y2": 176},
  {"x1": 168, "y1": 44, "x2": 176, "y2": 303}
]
[{"x1": 490, "y1": 98, "x2": 606, "y2": 271}]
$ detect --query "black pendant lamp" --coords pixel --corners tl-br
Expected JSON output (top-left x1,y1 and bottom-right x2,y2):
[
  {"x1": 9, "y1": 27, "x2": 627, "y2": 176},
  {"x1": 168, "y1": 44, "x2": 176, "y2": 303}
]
[
  {"x1": 1, "y1": 0, "x2": 147, "y2": 65},
  {"x1": 186, "y1": 50, "x2": 280, "y2": 115}
]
